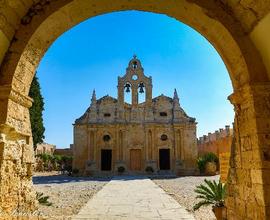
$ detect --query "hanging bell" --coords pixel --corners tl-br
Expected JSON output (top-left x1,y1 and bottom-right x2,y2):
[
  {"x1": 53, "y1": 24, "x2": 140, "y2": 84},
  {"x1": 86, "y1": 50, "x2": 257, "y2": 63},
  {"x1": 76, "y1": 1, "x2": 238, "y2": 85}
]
[
  {"x1": 125, "y1": 84, "x2": 131, "y2": 93},
  {"x1": 133, "y1": 61, "x2": 137, "y2": 69},
  {"x1": 139, "y1": 83, "x2": 144, "y2": 93}
]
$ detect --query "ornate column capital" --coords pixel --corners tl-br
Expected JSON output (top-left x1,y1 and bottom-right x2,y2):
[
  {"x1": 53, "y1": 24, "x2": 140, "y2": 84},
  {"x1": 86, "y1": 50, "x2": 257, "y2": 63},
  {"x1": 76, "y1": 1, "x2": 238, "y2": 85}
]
[{"x1": 228, "y1": 83, "x2": 270, "y2": 106}]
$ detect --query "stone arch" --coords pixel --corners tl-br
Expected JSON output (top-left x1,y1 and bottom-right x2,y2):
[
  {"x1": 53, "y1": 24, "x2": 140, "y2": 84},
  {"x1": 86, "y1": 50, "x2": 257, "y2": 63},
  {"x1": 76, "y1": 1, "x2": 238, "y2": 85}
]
[{"x1": 0, "y1": 0, "x2": 270, "y2": 219}]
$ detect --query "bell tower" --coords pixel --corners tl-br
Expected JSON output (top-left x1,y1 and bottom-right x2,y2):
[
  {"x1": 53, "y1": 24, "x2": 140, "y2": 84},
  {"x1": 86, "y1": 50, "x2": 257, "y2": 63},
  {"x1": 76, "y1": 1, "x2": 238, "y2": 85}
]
[{"x1": 118, "y1": 55, "x2": 152, "y2": 106}]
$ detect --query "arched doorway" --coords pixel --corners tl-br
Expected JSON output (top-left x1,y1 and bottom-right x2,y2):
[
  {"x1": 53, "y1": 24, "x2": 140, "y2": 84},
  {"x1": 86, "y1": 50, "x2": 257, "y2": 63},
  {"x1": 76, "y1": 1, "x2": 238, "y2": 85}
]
[{"x1": 0, "y1": 1, "x2": 270, "y2": 219}]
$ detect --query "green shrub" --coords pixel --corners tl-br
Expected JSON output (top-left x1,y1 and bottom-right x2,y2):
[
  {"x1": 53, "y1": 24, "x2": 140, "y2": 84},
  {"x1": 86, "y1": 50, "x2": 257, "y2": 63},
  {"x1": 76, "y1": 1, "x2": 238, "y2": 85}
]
[
  {"x1": 117, "y1": 166, "x2": 125, "y2": 173},
  {"x1": 204, "y1": 152, "x2": 219, "y2": 163},
  {"x1": 72, "y1": 168, "x2": 79, "y2": 174},
  {"x1": 197, "y1": 153, "x2": 219, "y2": 173},
  {"x1": 197, "y1": 157, "x2": 205, "y2": 173},
  {"x1": 145, "y1": 166, "x2": 154, "y2": 173},
  {"x1": 36, "y1": 192, "x2": 52, "y2": 206},
  {"x1": 193, "y1": 179, "x2": 226, "y2": 211}
]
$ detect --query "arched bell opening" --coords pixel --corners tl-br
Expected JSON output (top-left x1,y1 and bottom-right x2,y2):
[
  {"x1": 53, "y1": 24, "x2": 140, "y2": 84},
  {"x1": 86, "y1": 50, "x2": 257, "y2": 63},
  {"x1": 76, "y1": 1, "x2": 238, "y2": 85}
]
[
  {"x1": 124, "y1": 82, "x2": 132, "y2": 104},
  {"x1": 138, "y1": 82, "x2": 146, "y2": 104}
]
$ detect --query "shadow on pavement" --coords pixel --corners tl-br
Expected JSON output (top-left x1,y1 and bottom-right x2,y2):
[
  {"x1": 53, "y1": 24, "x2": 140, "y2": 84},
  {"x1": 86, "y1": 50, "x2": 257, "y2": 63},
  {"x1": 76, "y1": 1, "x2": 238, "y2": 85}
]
[{"x1": 33, "y1": 175, "x2": 111, "y2": 184}]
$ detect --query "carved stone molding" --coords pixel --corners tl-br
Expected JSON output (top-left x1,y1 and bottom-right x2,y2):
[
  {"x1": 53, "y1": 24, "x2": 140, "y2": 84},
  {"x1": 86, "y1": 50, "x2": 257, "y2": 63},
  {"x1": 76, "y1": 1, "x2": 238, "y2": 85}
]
[
  {"x1": 0, "y1": 85, "x2": 33, "y2": 108},
  {"x1": 228, "y1": 83, "x2": 270, "y2": 106}
]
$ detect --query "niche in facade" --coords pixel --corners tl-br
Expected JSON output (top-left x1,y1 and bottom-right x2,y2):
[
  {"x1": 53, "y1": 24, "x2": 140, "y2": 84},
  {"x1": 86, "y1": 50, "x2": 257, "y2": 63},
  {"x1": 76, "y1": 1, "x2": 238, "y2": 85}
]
[{"x1": 103, "y1": 135, "x2": 111, "y2": 142}]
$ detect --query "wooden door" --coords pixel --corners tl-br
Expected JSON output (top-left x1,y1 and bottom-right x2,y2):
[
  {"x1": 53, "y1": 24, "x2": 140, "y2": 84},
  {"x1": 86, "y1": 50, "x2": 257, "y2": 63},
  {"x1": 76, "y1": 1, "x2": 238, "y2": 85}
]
[
  {"x1": 130, "y1": 149, "x2": 141, "y2": 171},
  {"x1": 159, "y1": 149, "x2": 170, "y2": 170}
]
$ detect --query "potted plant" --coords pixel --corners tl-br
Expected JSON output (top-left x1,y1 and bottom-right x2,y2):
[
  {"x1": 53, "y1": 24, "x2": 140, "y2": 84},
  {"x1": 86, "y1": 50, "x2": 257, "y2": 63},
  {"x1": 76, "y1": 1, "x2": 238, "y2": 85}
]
[
  {"x1": 197, "y1": 153, "x2": 219, "y2": 175},
  {"x1": 197, "y1": 157, "x2": 205, "y2": 174},
  {"x1": 204, "y1": 153, "x2": 219, "y2": 175},
  {"x1": 117, "y1": 166, "x2": 125, "y2": 174},
  {"x1": 72, "y1": 168, "x2": 80, "y2": 176},
  {"x1": 145, "y1": 166, "x2": 154, "y2": 174},
  {"x1": 193, "y1": 179, "x2": 226, "y2": 220}
]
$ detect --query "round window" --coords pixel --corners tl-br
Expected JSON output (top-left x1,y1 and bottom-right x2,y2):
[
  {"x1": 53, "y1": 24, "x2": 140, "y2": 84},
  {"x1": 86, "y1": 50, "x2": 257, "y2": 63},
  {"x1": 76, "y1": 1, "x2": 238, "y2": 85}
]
[
  {"x1": 161, "y1": 134, "x2": 168, "y2": 141},
  {"x1": 103, "y1": 135, "x2": 111, "y2": 142},
  {"x1": 132, "y1": 74, "x2": 138, "y2": 80}
]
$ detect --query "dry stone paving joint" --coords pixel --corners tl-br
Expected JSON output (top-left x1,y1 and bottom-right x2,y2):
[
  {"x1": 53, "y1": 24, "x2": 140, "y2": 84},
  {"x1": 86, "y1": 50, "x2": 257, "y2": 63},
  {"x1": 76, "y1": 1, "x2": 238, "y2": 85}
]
[{"x1": 73, "y1": 176, "x2": 195, "y2": 220}]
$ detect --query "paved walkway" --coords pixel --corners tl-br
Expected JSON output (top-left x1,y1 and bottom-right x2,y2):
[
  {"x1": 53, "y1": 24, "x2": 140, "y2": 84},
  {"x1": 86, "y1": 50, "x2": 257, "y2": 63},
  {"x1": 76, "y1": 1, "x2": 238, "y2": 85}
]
[{"x1": 72, "y1": 176, "x2": 195, "y2": 220}]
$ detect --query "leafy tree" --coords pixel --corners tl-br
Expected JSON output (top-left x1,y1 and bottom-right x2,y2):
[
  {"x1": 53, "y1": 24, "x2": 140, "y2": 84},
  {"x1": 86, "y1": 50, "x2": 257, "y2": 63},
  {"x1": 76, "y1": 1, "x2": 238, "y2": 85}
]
[{"x1": 29, "y1": 74, "x2": 45, "y2": 149}]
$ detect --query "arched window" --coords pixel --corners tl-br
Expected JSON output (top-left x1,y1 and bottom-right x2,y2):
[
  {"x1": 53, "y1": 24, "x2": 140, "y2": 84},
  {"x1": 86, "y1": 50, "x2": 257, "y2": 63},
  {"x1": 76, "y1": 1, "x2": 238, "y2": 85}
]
[
  {"x1": 160, "y1": 112, "x2": 167, "y2": 117},
  {"x1": 103, "y1": 135, "x2": 111, "y2": 142},
  {"x1": 104, "y1": 113, "x2": 111, "y2": 117}
]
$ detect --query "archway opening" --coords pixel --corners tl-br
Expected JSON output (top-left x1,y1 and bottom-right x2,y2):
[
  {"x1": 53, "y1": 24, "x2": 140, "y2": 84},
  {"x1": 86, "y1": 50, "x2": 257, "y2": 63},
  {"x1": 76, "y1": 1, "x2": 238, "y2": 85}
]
[{"x1": 33, "y1": 10, "x2": 233, "y2": 219}]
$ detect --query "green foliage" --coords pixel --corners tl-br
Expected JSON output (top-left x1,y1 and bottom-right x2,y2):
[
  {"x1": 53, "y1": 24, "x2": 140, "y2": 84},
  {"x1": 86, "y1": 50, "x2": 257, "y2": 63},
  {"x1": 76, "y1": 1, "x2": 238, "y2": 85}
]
[
  {"x1": 72, "y1": 168, "x2": 79, "y2": 174},
  {"x1": 36, "y1": 192, "x2": 52, "y2": 206},
  {"x1": 53, "y1": 154, "x2": 62, "y2": 163},
  {"x1": 35, "y1": 154, "x2": 73, "y2": 171},
  {"x1": 197, "y1": 157, "x2": 205, "y2": 173},
  {"x1": 193, "y1": 179, "x2": 226, "y2": 211},
  {"x1": 145, "y1": 166, "x2": 154, "y2": 173},
  {"x1": 204, "y1": 152, "x2": 219, "y2": 163},
  {"x1": 197, "y1": 153, "x2": 219, "y2": 173},
  {"x1": 29, "y1": 74, "x2": 45, "y2": 149},
  {"x1": 62, "y1": 155, "x2": 73, "y2": 163},
  {"x1": 37, "y1": 153, "x2": 50, "y2": 162}
]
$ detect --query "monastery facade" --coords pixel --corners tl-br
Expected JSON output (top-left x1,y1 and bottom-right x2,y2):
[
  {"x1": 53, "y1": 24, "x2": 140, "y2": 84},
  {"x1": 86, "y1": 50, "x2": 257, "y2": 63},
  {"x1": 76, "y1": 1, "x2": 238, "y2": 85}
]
[{"x1": 72, "y1": 56, "x2": 198, "y2": 175}]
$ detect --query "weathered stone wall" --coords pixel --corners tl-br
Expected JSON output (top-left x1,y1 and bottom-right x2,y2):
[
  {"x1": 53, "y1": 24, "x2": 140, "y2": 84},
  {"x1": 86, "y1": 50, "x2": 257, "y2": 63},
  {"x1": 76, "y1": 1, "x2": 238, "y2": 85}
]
[
  {"x1": 226, "y1": 84, "x2": 270, "y2": 220},
  {"x1": 198, "y1": 126, "x2": 233, "y2": 157},
  {"x1": 0, "y1": 88, "x2": 37, "y2": 216},
  {"x1": 73, "y1": 125, "x2": 88, "y2": 170},
  {"x1": 73, "y1": 123, "x2": 197, "y2": 175},
  {"x1": 35, "y1": 142, "x2": 56, "y2": 155}
]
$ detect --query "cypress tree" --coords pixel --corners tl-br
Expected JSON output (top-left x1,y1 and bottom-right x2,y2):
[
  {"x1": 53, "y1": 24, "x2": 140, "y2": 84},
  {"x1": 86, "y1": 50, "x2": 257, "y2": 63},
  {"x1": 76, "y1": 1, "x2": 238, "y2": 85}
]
[{"x1": 29, "y1": 74, "x2": 45, "y2": 149}]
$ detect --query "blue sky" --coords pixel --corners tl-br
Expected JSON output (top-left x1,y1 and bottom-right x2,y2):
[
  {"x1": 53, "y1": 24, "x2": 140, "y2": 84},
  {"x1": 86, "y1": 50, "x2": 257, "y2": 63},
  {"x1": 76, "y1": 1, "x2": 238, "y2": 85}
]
[{"x1": 37, "y1": 11, "x2": 234, "y2": 148}]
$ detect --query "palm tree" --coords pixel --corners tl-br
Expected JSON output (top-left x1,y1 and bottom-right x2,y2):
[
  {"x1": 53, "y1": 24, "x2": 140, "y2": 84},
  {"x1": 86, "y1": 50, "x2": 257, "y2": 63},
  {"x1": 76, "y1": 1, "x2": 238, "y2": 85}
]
[{"x1": 193, "y1": 179, "x2": 226, "y2": 211}]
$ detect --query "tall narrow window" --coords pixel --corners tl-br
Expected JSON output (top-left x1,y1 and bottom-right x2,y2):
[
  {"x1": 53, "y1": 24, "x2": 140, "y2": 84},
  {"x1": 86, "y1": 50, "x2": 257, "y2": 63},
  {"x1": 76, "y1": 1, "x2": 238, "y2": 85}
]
[{"x1": 160, "y1": 112, "x2": 167, "y2": 117}]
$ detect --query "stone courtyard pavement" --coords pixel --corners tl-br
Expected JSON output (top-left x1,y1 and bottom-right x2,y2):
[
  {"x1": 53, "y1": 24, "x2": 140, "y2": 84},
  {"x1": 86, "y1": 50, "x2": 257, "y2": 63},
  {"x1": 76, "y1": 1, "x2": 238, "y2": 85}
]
[{"x1": 72, "y1": 176, "x2": 195, "y2": 220}]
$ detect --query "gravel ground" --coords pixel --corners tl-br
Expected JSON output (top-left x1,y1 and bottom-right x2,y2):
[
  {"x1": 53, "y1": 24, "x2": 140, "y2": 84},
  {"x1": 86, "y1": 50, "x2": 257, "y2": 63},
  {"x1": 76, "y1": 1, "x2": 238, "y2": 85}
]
[
  {"x1": 33, "y1": 173, "x2": 219, "y2": 220},
  {"x1": 153, "y1": 175, "x2": 220, "y2": 220},
  {"x1": 33, "y1": 172, "x2": 109, "y2": 220}
]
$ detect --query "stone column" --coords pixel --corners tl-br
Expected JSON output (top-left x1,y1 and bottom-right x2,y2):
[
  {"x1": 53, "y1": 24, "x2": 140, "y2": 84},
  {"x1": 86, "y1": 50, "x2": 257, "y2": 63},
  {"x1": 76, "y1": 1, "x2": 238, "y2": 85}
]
[
  {"x1": 180, "y1": 129, "x2": 184, "y2": 161},
  {"x1": 146, "y1": 84, "x2": 152, "y2": 105},
  {"x1": 226, "y1": 84, "x2": 270, "y2": 220},
  {"x1": 88, "y1": 130, "x2": 94, "y2": 161},
  {"x1": 174, "y1": 129, "x2": 180, "y2": 160},
  {"x1": 132, "y1": 85, "x2": 138, "y2": 106},
  {"x1": 93, "y1": 129, "x2": 97, "y2": 162},
  {"x1": 119, "y1": 130, "x2": 123, "y2": 161},
  {"x1": 0, "y1": 86, "x2": 37, "y2": 215},
  {"x1": 117, "y1": 79, "x2": 124, "y2": 106},
  {"x1": 148, "y1": 129, "x2": 152, "y2": 160}
]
